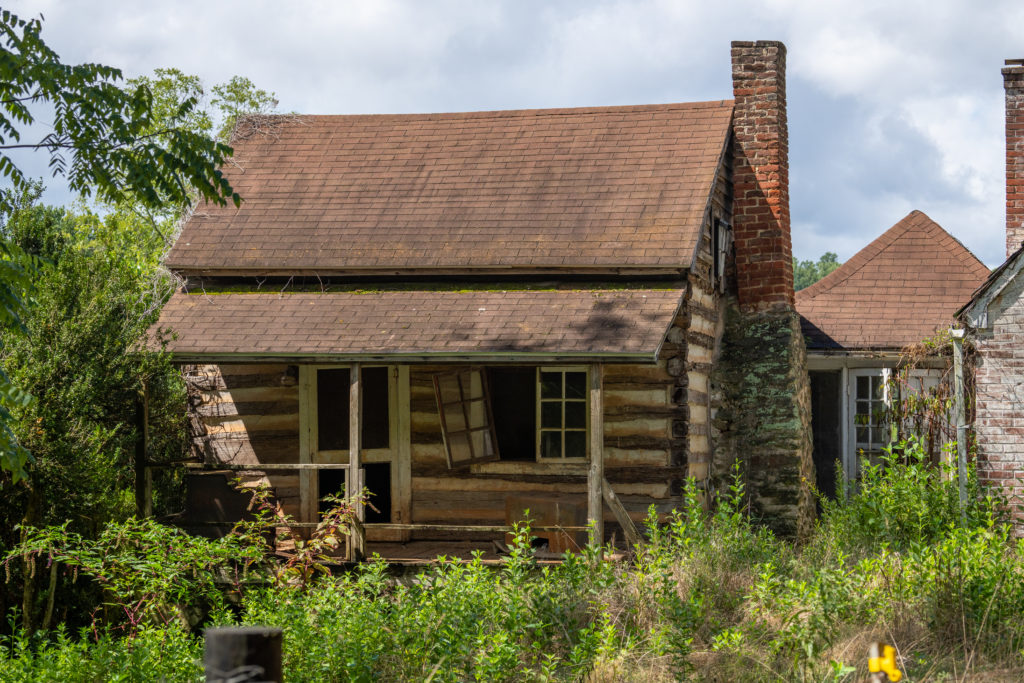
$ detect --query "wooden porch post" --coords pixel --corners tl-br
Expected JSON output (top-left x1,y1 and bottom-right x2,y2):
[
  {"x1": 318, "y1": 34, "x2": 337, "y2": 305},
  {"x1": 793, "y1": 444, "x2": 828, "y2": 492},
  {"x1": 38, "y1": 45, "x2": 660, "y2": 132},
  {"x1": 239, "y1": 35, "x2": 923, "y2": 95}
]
[
  {"x1": 588, "y1": 363, "x2": 604, "y2": 546},
  {"x1": 348, "y1": 363, "x2": 365, "y2": 560},
  {"x1": 298, "y1": 366, "x2": 315, "y2": 529},
  {"x1": 134, "y1": 379, "x2": 152, "y2": 518}
]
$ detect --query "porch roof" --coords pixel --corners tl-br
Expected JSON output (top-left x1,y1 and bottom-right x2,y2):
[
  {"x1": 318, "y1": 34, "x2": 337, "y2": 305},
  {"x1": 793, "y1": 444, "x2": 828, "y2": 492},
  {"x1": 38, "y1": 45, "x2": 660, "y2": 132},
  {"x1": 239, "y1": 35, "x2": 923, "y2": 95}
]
[{"x1": 151, "y1": 287, "x2": 684, "y2": 362}]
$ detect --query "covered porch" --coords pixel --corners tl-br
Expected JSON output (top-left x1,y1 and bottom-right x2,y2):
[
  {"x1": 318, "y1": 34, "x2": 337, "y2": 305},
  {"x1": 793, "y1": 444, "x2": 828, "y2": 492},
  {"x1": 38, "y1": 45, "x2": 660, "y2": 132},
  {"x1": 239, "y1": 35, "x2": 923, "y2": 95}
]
[{"x1": 146, "y1": 286, "x2": 690, "y2": 562}]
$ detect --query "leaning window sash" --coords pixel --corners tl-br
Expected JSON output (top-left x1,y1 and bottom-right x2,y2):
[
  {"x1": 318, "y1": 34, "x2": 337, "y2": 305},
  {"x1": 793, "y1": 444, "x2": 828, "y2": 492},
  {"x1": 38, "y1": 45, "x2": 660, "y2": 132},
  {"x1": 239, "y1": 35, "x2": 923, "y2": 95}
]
[{"x1": 432, "y1": 368, "x2": 500, "y2": 469}]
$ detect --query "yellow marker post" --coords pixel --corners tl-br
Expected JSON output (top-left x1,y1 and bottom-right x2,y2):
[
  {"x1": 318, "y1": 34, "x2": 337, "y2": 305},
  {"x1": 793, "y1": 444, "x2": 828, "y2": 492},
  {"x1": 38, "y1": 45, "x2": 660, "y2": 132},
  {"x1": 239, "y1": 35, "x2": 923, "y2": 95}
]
[{"x1": 868, "y1": 642, "x2": 902, "y2": 682}]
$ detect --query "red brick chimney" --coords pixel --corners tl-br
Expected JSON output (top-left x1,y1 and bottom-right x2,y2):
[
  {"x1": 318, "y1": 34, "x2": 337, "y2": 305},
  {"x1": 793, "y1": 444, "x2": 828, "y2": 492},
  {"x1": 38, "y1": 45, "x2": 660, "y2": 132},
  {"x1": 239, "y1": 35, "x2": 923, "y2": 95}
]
[
  {"x1": 731, "y1": 41, "x2": 794, "y2": 310},
  {"x1": 1006, "y1": 59, "x2": 1024, "y2": 258}
]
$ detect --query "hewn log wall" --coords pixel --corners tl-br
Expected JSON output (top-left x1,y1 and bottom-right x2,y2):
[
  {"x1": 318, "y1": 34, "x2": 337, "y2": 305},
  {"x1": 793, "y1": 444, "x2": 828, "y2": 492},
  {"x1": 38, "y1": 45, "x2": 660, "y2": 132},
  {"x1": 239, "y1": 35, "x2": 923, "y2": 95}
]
[
  {"x1": 683, "y1": 140, "x2": 731, "y2": 486},
  {"x1": 183, "y1": 364, "x2": 302, "y2": 518},
  {"x1": 409, "y1": 363, "x2": 680, "y2": 538}
]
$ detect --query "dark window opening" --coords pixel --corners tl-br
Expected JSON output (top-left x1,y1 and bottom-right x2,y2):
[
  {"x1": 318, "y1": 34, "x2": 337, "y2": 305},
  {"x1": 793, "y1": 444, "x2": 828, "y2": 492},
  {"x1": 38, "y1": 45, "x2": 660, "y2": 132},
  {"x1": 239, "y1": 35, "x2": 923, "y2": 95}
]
[
  {"x1": 317, "y1": 463, "x2": 391, "y2": 524},
  {"x1": 317, "y1": 469, "x2": 347, "y2": 516},
  {"x1": 361, "y1": 367, "x2": 390, "y2": 449},
  {"x1": 316, "y1": 367, "x2": 390, "y2": 451},
  {"x1": 487, "y1": 367, "x2": 537, "y2": 461},
  {"x1": 317, "y1": 368, "x2": 350, "y2": 450},
  {"x1": 362, "y1": 463, "x2": 391, "y2": 524}
]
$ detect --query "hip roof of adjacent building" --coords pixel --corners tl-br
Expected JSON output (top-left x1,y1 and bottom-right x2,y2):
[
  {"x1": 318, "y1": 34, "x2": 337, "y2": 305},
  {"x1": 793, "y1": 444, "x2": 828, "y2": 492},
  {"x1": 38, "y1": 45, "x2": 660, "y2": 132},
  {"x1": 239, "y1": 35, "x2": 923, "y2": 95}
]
[{"x1": 796, "y1": 210, "x2": 989, "y2": 351}]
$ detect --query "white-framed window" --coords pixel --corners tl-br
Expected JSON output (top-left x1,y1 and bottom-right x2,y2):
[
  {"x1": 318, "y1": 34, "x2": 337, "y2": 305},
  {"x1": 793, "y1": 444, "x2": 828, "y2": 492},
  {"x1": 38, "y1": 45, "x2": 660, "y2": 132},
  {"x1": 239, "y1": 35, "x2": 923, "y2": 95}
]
[{"x1": 537, "y1": 367, "x2": 589, "y2": 460}]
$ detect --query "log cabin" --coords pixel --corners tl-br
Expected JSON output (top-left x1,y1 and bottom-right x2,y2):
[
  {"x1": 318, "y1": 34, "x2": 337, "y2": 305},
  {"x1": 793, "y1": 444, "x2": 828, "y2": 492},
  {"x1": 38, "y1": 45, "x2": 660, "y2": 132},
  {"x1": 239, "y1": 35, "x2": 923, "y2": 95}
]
[{"x1": 150, "y1": 40, "x2": 818, "y2": 559}]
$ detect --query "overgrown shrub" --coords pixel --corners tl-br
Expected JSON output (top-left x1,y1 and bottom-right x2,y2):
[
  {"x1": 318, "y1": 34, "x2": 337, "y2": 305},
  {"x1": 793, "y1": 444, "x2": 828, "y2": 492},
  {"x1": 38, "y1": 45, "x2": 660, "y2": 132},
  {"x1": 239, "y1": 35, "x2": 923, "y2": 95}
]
[
  {"x1": 4, "y1": 441, "x2": 1024, "y2": 681},
  {"x1": 813, "y1": 436, "x2": 1003, "y2": 554}
]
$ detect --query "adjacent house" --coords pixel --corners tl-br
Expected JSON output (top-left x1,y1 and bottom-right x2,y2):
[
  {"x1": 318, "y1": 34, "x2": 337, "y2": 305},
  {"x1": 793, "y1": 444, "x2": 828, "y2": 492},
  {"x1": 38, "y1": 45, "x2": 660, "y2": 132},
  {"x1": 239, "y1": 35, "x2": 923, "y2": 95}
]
[
  {"x1": 797, "y1": 211, "x2": 989, "y2": 497},
  {"x1": 958, "y1": 59, "x2": 1024, "y2": 523},
  {"x1": 151, "y1": 40, "x2": 817, "y2": 558}
]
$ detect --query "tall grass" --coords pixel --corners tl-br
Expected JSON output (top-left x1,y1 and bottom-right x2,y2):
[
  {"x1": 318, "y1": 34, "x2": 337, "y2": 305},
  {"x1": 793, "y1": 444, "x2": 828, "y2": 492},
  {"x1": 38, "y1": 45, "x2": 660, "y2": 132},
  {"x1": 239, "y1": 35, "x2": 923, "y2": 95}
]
[{"x1": 3, "y1": 438, "x2": 1023, "y2": 681}]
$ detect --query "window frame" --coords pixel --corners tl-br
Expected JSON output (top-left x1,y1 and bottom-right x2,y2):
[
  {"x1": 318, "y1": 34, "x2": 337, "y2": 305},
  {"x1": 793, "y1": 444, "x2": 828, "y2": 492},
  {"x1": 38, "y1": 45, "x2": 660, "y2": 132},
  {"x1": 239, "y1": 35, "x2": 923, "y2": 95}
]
[
  {"x1": 535, "y1": 366, "x2": 590, "y2": 462},
  {"x1": 312, "y1": 365, "x2": 395, "y2": 466},
  {"x1": 305, "y1": 364, "x2": 399, "y2": 525},
  {"x1": 432, "y1": 368, "x2": 501, "y2": 469}
]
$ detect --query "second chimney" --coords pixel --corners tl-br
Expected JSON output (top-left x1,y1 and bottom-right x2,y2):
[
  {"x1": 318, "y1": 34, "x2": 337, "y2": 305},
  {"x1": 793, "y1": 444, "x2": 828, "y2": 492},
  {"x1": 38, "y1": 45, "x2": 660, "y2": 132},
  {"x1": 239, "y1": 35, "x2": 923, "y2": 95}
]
[{"x1": 1006, "y1": 59, "x2": 1024, "y2": 258}]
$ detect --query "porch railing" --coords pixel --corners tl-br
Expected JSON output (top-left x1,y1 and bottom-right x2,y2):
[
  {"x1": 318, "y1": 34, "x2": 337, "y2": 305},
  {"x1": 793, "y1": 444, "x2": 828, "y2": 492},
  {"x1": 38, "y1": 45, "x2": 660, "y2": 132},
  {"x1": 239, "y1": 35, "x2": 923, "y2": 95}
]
[{"x1": 141, "y1": 461, "x2": 633, "y2": 562}]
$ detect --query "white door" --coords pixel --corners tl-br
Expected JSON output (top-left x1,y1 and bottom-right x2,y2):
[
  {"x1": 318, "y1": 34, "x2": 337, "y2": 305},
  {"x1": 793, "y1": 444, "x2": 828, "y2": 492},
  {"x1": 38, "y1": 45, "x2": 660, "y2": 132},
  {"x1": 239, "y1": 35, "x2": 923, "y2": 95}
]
[{"x1": 846, "y1": 368, "x2": 890, "y2": 478}]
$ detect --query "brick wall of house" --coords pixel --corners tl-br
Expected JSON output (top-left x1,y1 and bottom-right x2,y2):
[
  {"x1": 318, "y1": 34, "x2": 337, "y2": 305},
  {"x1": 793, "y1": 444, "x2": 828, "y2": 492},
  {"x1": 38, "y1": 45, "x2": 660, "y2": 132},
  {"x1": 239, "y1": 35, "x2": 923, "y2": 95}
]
[
  {"x1": 1005, "y1": 61, "x2": 1024, "y2": 258},
  {"x1": 731, "y1": 40, "x2": 794, "y2": 311},
  {"x1": 973, "y1": 271, "x2": 1024, "y2": 520}
]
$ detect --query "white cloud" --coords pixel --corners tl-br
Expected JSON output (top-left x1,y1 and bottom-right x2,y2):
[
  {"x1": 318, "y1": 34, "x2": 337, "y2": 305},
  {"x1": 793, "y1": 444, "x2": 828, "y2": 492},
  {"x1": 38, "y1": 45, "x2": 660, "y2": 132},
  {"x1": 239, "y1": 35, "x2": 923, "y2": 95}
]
[{"x1": 5, "y1": 0, "x2": 1022, "y2": 265}]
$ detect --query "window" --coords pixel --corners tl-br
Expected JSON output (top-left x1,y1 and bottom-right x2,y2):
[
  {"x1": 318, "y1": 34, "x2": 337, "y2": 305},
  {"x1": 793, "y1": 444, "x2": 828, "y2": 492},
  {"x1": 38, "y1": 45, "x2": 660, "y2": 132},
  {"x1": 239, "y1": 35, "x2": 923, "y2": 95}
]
[
  {"x1": 811, "y1": 363, "x2": 952, "y2": 497},
  {"x1": 486, "y1": 367, "x2": 536, "y2": 462},
  {"x1": 434, "y1": 366, "x2": 590, "y2": 466},
  {"x1": 433, "y1": 369, "x2": 499, "y2": 468},
  {"x1": 537, "y1": 368, "x2": 588, "y2": 460},
  {"x1": 310, "y1": 366, "x2": 395, "y2": 523},
  {"x1": 712, "y1": 217, "x2": 730, "y2": 292}
]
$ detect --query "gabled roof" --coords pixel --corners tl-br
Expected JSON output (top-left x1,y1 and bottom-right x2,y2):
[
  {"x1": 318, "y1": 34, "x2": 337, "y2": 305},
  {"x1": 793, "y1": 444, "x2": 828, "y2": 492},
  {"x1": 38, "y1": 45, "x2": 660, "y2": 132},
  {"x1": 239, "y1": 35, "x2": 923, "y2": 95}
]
[
  {"x1": 165, "y1": 101, "x2": 734, "y2": 275},
  {"x1": 153, "y1": 288, "x2": 684, "y2": 363},
  {"x1": 796, "y1": 210, "x2": 989, "y2": 350},
  {"x1": 959, "y1": 243, "x2": 1024, "y2": 329}
]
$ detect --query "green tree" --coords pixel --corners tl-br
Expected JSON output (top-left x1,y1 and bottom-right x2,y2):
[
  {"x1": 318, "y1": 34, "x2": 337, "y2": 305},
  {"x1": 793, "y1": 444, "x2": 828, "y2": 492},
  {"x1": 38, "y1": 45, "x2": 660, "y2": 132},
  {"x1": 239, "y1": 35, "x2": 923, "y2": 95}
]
[
  {"x1": 0, "y1": 10, "x2": 239, "y2": 214},
  {"x1": 120, "y1": 69, "x2": 278, "y2": 227},
  {"x1": 793, "y1": 251, "x2": 841, "y2": 291},
  {"x1": 0, "y1": 231, "x2": 34, "y2": 481},
  {"x1": 0, "y1": 196, "x2": 186, "y2": 630},
  {"x1": 0, "y1": 10, "x2": 250, "y2": 479}
]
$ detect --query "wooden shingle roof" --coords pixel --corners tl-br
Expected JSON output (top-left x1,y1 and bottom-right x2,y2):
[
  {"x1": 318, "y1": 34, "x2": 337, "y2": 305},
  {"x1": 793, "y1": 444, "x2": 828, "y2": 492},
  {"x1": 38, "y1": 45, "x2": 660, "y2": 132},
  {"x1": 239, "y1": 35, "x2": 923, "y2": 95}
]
[
  {"x1": 165, "y1": 102, "x2": 734, "y2": 275},
  {"x1": 153, "y1": 288, "x2": 684, "y2": 362},
  {"x1": 796, "y1": 211, "x2": 989, "y2": 350}
]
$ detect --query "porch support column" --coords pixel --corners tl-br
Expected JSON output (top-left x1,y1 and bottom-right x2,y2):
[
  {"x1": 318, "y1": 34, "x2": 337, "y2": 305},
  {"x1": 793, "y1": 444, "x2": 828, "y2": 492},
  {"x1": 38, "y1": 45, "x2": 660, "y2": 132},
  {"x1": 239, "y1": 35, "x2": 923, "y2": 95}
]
[
  {"x1": 134, "y1": 379, "x2": 152, "y2": 518},
  {"x1": 951, "y1": 329, "x2": 968, "y2": 513},
  {"x1": 348, "y1": 363, "x2": 365, "y2": 559},
  {"x1": 588, "y1": 363, "x2": 604, "y2": 546}
]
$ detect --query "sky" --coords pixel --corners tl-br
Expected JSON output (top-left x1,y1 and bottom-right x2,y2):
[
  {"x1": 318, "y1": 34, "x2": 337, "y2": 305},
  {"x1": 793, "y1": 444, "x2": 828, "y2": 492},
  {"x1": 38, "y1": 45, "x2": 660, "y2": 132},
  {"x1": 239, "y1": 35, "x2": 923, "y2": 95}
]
[{"x1": 6, "y1": 0, "x2": 1024, "y2": 266}]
